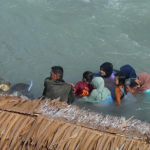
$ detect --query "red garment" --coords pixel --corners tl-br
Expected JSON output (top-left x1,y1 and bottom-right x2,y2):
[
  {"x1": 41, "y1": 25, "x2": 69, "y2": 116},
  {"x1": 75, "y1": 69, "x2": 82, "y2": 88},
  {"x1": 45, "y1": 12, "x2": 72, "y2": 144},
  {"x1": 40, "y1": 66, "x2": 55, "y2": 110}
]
[{"x1": 75, "y1": 81, "x2": 93, "y2": 97}]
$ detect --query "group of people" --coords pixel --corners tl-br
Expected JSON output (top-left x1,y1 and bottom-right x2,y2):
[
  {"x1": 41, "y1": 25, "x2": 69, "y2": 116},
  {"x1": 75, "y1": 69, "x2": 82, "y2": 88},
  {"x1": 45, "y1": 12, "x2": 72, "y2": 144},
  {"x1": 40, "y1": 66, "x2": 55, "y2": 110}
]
[
  {"x1": 42, "y1": 63, "x2": 150, "y2": 105},
  {"x1": 1, "y1": 63, "x2": 150, "y2": 106}
]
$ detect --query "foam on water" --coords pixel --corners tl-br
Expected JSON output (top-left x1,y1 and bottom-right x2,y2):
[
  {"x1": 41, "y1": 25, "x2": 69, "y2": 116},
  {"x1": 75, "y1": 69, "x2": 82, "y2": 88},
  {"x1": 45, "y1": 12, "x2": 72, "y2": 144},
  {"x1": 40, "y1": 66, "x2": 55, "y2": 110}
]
[
  {"x1": 82, "y1": 0, "x2": 91, "y2": 3},
  {"x1": 40, "y1": 100, "x2": 150, "y2": 135},
  {"x1": 107, "y1": 0, "x2": 122, "y2": 9}
]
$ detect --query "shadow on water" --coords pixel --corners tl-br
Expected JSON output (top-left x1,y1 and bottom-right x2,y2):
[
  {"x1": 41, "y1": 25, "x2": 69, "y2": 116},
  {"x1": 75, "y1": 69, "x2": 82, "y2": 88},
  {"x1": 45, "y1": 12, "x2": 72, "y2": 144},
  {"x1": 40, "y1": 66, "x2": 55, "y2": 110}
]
[{"x1": 73, "y1": 93, "x2": 150, "y2": 123}]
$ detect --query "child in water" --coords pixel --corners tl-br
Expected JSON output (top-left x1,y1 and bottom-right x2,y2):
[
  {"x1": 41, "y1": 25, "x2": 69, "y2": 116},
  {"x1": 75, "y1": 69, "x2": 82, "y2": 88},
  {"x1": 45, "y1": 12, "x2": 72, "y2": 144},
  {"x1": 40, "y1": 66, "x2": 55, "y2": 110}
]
[
  {"x1": 75, "y1": 71, "x2": 93, "y2": 97},
  {"x1": 115, "y1": 71, "x2": 135, "y2": 105},
  {"x1": 81, "y1": 77, "x2": 112, "y2": 104}
]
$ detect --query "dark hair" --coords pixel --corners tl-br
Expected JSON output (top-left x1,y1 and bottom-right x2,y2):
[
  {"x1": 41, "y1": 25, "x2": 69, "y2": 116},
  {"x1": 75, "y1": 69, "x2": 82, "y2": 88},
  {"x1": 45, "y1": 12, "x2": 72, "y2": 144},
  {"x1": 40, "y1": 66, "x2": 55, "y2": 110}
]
[
  {"x1": 115, "y1": 71, "x2": 126, "y2": 86},
  {"x1": 100, "y1": 62, "x2": 113, "y2": 78},
  {"x1": 83, "y1": 71, "x2": 93, "y2": 83},
  {"x1": 51, "y1": 66, "x2": 64, "y2": 79},
  {"x1": 125, "y1": 78, "x2": 137, "y2": 88}
]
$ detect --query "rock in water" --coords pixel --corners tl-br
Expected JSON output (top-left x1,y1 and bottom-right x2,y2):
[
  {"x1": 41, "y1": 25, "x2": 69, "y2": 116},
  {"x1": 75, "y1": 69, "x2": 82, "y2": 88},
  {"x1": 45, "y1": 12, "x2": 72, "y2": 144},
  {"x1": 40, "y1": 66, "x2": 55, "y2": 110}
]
[{"x1": 9, "y1": 83, "x2": 34, "y2": 99}]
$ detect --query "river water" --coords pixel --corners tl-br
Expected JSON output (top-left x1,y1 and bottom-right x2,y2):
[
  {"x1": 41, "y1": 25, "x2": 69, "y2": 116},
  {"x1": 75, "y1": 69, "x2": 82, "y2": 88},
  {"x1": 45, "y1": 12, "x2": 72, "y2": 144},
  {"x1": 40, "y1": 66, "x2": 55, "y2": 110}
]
[{"x1": 0, "y1": 0, "x2": 150, "y2": 122}]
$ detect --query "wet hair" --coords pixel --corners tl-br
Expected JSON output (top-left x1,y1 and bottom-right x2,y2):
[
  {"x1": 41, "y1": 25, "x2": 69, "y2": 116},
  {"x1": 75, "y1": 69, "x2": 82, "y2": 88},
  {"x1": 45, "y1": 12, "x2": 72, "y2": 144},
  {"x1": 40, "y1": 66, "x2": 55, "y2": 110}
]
[
  {"x1": 83, "y1": 71, "x2": 93, "y2": 83},
  {"x1": 51, "y1": 66, "x2": 64, "y2": 80},
  {"x1": 100, "y1": 62, "x2": 113, "y2": 78},
  {"x1": 125, "y1": 78, "x2": 137, "y2": 88},
  {"x1": 115, "y1": 71, "x2": 126, "y2": 86}
]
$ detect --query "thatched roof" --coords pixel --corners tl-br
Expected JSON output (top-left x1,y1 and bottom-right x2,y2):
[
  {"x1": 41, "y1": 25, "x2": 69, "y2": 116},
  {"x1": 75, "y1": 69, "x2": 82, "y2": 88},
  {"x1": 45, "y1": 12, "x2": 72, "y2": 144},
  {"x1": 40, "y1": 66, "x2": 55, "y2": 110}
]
[{"x1": 0, "y1": 95, "x2": 150, "y2": 150}]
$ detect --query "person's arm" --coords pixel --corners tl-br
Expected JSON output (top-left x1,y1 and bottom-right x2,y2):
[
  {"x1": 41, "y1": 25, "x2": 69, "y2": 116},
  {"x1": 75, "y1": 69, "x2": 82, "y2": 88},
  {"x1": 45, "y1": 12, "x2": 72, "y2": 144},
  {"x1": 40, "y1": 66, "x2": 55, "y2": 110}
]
[
  {"x1": 115, "y1": 86, "x2": 121, "y2": 105},
  {"x1": 67, "y1": 86, "x2": 75, "y2": 104},
  {"x1": 81, "y1": 90, "x2": 100, "y2": 103},
  {"x1": 42, "y1": 78, "x2": 48, "y2": 96},
  {"x1": 74, "y1": 82, "x2": 80, "y2": 95},
  {"x1": 126, "y1": 85, "x2": 136, "y2": 94}
]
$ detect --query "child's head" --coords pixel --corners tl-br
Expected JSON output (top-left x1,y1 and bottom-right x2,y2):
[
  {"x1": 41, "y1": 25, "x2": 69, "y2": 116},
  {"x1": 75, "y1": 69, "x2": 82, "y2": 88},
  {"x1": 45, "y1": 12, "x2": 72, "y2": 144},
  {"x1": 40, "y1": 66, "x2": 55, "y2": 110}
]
[
  {"x1": 115, "y1": 71, "x2": 126, "y2": 86},
  {"x1": 82, "y1": 71, "x2": 93, "y2": 83},
  {"x1": 100, "y1": 62, "x2": 113, "y2": 78}
]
